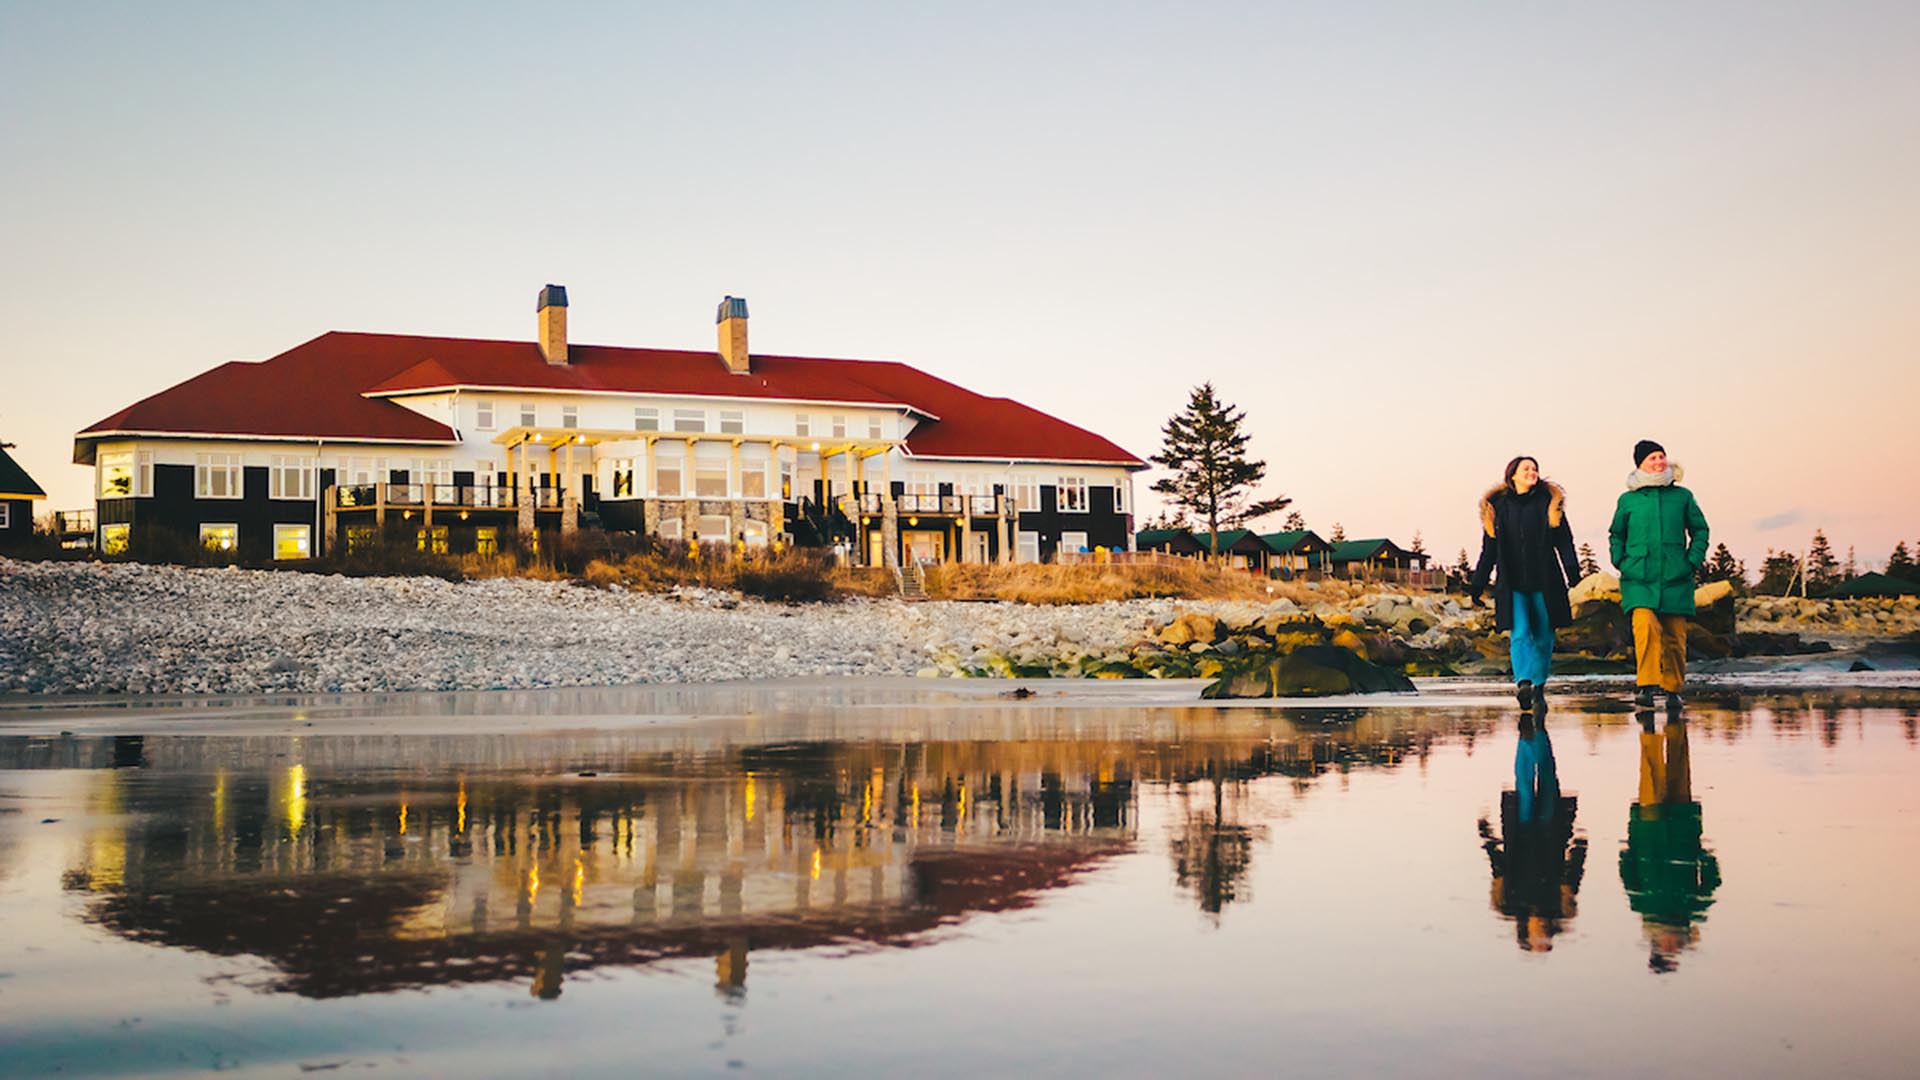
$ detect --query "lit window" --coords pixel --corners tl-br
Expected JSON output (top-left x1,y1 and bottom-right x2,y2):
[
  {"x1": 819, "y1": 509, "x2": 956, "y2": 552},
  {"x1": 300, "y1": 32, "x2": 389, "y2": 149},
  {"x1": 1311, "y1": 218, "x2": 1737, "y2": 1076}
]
[
  {"x1": 416, "y1": 526, "x2": 449, "y2": 554},
  {"x1": 99, "y1": 451, "x2": 134, "y2": 498},
  {"x1": 270, "y1": 456, "x2": 314, "y2": 500},
  {"x1": 654, "y1": 443, "x2": 684, "y2": 497},
  {"x1": 273, "y1": 524, "x2": 311, "y2": 560},
  {"x1": 741, "y1": 446, "x2": 768, "y2": 498},
  {"x1": 562, "y1": 405, "x2": 579, "y2": 429},
  {"x1": 475, "y1": 527, "x2": 498, "y2": 556},
  {"x1": 1057, "y1": 476, "x2": 1088, "y2": 513},
  {"x1": 742, "y1": 520, "x2": 768, "y2": 546},
  {"x1": 779, "y1": 453, "x2": 794, "y2": 499},
  {"x1": 867, "y1": 417, "x2": 883, "y2": 440},
  {"x1": 719, "y1": 410, "x2": 744, "y2": 434},
  {"x1": 520, "y1": 402, "x2": 537, "y2": 428},
  {"x1": 795, "y1": 414, "x2": 811, "y2": 437},
  {"x1": 197, "y1": 454, "x2": 243, "y2": 499},
  {"x1": 610, "y1": 458, "x2": 635, "y2": 498},
  {"x1": 831, "y1": 415, "x2": 847, "y2": 438},
  {"x1": 199, "y1": 523, "x2": 238, "y2": 553},
  {"x1": 100, "y1": 523, "x2": 130, "y2": 555},
  {"x1": 345, "y1": 526, "x2": 376, "y2": 553},
  {"x1": 673, "y1": 409, "x2": 706, "y2": 433},
  {"x1": 476, "y1": 400, "x2": 495, "y2": 431},
  {"x1": 635, "y1": 407, "x2": 659, "y2": 432},
  {"x1": 694, "y1": 442, "x2": 730, "y2": 497}
]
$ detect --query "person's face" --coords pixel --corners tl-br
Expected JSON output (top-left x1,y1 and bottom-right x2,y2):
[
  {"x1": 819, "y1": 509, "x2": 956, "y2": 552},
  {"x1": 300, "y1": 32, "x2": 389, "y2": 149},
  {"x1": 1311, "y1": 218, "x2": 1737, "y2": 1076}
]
[
  {"x1": 1512, "y1": 459, "x2": 1539, "y2": 490},
  {"x1": 1641, "y1": 450, "x2": 1668, "y2": 474}
]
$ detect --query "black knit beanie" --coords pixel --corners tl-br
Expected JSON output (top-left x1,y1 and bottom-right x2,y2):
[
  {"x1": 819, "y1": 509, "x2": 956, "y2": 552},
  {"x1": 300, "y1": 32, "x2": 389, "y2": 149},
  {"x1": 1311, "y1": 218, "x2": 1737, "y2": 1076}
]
[{"x1": 1633, "y1": 439, "x2": 1665, "y2": 467}]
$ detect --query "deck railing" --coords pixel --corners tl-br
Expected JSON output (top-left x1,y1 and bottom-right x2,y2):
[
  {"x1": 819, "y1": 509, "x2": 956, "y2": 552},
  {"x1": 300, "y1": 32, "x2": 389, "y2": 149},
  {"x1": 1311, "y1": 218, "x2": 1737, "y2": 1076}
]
[
  {"x1": 54, "y1": 508, "x2": 95, "y2": 535},
  {"x1": 330, "y1": 483, "x2": 556, "y2": 511}
]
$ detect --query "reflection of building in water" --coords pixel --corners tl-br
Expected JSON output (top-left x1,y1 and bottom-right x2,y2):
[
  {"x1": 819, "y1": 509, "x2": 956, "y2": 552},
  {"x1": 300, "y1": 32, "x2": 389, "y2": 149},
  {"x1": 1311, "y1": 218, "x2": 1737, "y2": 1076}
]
[
  {"x1": 1619, "y1": 719, "x2": 1721, "y2": 974},
  {"x1": 1479, "y1": 718, "x2": 1586, "y2": 952},
  {"x1": 31, "y1": 712, "x2": 1465, "y2": 998}
]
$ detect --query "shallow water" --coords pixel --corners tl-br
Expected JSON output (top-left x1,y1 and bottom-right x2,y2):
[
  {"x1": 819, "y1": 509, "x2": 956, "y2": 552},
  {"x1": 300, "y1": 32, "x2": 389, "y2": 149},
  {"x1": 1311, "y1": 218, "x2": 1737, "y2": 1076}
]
[{"x1": 2, "y1": 680, "x2": 1918, "y2": 1078}]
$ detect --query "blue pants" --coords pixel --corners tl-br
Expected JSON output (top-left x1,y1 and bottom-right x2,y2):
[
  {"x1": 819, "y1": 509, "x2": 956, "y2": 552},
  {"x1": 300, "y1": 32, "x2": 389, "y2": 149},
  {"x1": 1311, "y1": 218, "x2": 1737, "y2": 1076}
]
[
  {"x1": 1513, "y1": 727, "x2": 1560, "y2": 824},
  {"x1": 1510, "y1": 590, "x2": 1554, "y2": 686}
]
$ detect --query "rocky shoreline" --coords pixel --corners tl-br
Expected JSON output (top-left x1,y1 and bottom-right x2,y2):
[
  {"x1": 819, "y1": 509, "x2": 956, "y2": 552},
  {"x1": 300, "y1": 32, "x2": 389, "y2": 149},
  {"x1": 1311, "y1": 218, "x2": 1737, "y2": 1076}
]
[{"x1": 2, "y1": 559, "x2": 1915, "y2": 697}]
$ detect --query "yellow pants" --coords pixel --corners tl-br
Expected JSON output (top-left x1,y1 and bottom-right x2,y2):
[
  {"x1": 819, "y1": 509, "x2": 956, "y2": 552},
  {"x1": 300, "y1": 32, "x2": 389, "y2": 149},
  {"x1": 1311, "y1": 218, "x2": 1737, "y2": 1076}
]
[{"x1": 1632, "y1": 608, "x2": 1688, "y2": 692}]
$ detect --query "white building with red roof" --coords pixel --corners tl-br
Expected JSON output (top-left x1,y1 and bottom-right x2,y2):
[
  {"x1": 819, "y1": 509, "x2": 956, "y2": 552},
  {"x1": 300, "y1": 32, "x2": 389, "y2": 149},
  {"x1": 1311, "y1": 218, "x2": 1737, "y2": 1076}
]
[{"x1": 75, "y1": 286, "x2": 1143, "y2": 566}]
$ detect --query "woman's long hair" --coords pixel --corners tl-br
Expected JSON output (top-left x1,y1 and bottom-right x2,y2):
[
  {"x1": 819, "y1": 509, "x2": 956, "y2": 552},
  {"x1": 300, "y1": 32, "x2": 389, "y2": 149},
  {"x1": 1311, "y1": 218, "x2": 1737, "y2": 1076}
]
[{"x1": 1503, "y1": 455, "x2": 1540, "y2": 493}]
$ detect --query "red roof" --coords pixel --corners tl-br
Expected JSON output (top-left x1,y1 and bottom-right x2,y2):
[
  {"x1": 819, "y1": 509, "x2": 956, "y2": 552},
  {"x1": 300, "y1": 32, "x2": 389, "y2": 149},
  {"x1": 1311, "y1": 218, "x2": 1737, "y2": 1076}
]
[{"x1": 79, "y1": 331, "x2": 1142, "y2": 466}]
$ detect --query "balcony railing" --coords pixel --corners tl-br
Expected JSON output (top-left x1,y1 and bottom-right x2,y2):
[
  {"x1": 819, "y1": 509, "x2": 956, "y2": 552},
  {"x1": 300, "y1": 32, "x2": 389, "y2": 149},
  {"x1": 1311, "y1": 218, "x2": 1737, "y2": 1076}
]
[
  {"x1": 54, "y1": 508, "x2": 95, "y2": 535},
  {"x1": 330, "y1": 484, "x2": 557, "y2": 511}
]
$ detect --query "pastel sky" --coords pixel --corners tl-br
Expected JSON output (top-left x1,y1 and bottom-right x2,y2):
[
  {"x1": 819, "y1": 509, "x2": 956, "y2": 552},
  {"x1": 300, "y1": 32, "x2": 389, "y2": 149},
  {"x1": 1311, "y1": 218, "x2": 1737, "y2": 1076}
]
[{"x1": 3, "y1": 2, "x2": 1916, "y2": 568}]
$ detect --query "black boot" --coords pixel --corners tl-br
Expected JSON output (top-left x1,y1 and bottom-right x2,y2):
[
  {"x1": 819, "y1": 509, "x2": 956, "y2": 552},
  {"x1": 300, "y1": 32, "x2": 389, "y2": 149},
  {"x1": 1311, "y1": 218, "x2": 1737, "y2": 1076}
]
[
  {"x1": 1634, "y1": 685, "x2": 1656, "y2": 710},
  {"x1": 1515, "y1": 680, "x2": 1535, "y2": 711},
  {"x1": 1665, "y1": 689, "x2": 1685, "y2": 716},
  {"x1": 1532, "y1": 683, "x2": 1549, "y2": 720}
]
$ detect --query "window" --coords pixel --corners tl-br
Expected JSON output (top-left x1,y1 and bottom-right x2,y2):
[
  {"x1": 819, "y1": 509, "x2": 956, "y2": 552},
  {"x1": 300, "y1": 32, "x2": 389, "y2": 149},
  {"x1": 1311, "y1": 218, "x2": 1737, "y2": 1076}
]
[
  {"x1": 99, "y1": 451, "x2": 134, "y2": 498},
  {"x1": 673, "y1": 409, "x2": 706, "y2": 433},
  {"x1": 719, "y1": 410, "x2": 744, "y2": 434},
  {"x1": 199, "y1": 523, "x2": 238, "y2": 553},
  {"x1": 476, "y1": 400, "x2": 495, "y2": 430},
  {"x1": 867, "y1": 417, "x2": 883, "y2": 440},
  {"x1": 1057, "y1": 476, "x2": 1088, "y2": 513},
  {"x1": 795, "y1": 414, "x2": 811, "y2": 437},
  {"x1": 0, "y1": 504, "x2": 8, "y2": 529},
  {"x1": 270, "y1": 456, "x2": 314, "y2": 500},
  {"x1": 414, "y1": 459, "x2": 453, "y2": 488},
  {"x1": 656, "y1": 517, "x2": 683, "y2": 541},
  {"x1": 831, "y1": 415, "x2": 847, "y2": 438},
  {"x1": 1013, "y1": 477, "x2": 1039, "y2": 513},
  {"x1": 1114, "y1": 479, "x2": 1128, "y2": 514},
  {"x1": 1016, "y1": 531, "x2": 1040, "y2": 564},
  {"x1": 907, "y1": 470, "x2": 937, "y2": 497},
  {"x1": 520, "y1": 402, "x2": 537, "y2": 428},
  {"x1": 100, "y1": 523, "x2": 130, "y2": 555},
  {"x1": 197, "y1": 454, "x2": 243, "y2": 499},
  {"x1": 136, "y1": 452, "x2": 153, "y2": 496},
  {"x1": 741, "y1": 446, "x2": 768, "y2": 499},
  {"x1": 342, "y1": 457, "x2": 384, "y2": 486},
  {"x1": 654, "y1": 443, "x2": 684, "y2": 497},
  {"x1": 1061, "y1": 531, "x2": 1089, "y2": 555},
  {"x1": 742, "y1": 520, "x2": 768, "y2": 547},
  {"x1": 561, "y1": 405, "x2": 578, "y2": 429},
  {"x1": 635, "y1": 407, "x2": 659, "y2": 432},
  {"x1": 695, "y1": 515, "x2": 732, "y2": 542},
  {"x1": 694, "y1": 442, "x2": 730, "y2": 497},
  {"x1": 475, "y1": 460, "x2": 496, "y2": 490},
  {"x1": 273, "y1": 524, "x2": 311, "y2": 560},
  {"x1": 475, "y1": 527, "x2": 498, "y2": 556},
  {"x1": 779, "y1": 452, "x2": 794, "y2": 499},
  {"x1": 345, "y1": 525, "x2": 376, "y2": 553},
  {"x1": 610, "y1": 458, "x2": 635, "y2": 498},
  {"x1": 417, "y1": 526, "x2": 448, "y2": 554}
]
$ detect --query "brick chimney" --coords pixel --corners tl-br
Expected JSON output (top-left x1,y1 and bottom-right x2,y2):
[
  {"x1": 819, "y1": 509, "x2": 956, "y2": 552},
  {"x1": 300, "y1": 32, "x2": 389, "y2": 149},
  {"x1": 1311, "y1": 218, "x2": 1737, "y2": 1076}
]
[
  {"x1": 717, "y1": 296, "x2": 749, "y2": 374},
  {"x1": 537, "y1": 284, "x2": 568, "y2": 365}
]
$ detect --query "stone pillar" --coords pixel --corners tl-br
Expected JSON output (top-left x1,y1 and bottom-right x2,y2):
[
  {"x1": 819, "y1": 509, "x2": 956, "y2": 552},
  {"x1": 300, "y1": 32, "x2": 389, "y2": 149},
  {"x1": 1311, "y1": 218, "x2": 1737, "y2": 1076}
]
[
  {"x1": 561, "y1": 442, "x2": 578, "y2": 534},
  {"x1": 997, "y1": 502, "x2": 1011, "y2": 564},
  {"x1": 881, "y1": 492, "x2": 899, "y2": 569},
  {"x1": 516, "y1": 441, "x2": 535, "y2": 538},
  {"x1": 766, "y1": 440, "x2": 785, "y2": 540},
  {"x1": 729, "y1": 441, "x2": 742, "y2": 499}
]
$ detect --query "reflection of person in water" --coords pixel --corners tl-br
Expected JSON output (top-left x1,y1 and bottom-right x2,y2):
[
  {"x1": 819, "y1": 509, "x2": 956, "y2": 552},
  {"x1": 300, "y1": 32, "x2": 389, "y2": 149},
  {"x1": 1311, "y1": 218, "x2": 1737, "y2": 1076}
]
[
  {"x1": 1480, "y1": 715, "x2": 1587, "y2": 951},
  {"x1": 1619, "y1": 718, "x2": 1720, "y2": 973}
]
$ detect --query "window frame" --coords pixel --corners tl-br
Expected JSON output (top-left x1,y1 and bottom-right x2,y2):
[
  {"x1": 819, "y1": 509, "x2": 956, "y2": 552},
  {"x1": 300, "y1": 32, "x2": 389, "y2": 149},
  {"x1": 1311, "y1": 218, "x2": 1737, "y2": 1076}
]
[
  {"x1": 1057, "y1": 475, "x2": 1089, "y2": 514},
  {"x1": 561, "y1": 405, "x2": 579, "y2": 429},
  {"x1": 100, "y1": 523, "x2": 130, "y2": 555},
  {"x1": 635, "y1": 406, "x2": 659, "y2": 432},
  {"x1": 196, "y1": 454, "x2": 244, "y2": 500},
  {"x1": 653, "y1": 443, "x2": 685, "y2": 498},
  {"x1": 273, "y1": 523, "x2": 312, "y2": 560},
  {"x1": 795, "y1": 414, "x2": 811, "y2": 437},
  {"x1": 719, "y1": 410, "x2": 745, "y2": 434},
  {"x1": 672, "y1": 409, "x2": 707, "y2": 434},
  {"x1": 199, "y1": 522, "x2": 239, "y2": 553},
  {"x1": 519, "y1": 402, "x2": 538, "y2": 428},
  {"x1": 99, "y1": 450, "x2": 135, "y2": 498},
  {"x1": 269, "y1": 455, "x2": 314, "y2": 501},
  {"x1": 475, "y1": 400, "x2": 495, "y2": 431},
  {"x1": 0, "y1": 503, "x2": 9, "y2": 530},
  {"x1": 831, "y1": 415, "x2": 847, "y2": 439}
]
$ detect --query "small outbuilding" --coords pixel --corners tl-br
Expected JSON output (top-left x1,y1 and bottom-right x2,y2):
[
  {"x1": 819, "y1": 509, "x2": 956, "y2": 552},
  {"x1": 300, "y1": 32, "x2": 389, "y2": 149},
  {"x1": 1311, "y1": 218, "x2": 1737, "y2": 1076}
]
[
  {"x1": 0, "y1": 443, "x2": 48, "y2": 553},
  {"x1": 1819, "y1": 572, "x2": 1920, "y2": 599},
  {"x1": 1135, "y1": 527, "x2": 1206, "y2": 558},
  {"x1": 1258, "y1": 528, "x2": 1331, "y2": 575}
]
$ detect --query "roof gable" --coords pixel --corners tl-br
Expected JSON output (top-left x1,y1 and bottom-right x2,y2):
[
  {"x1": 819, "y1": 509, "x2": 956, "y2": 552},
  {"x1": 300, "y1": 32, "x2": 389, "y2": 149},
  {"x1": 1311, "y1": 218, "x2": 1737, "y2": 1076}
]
[{"x1": 0, "y1": 445, "x2": 46, "y2": 498}]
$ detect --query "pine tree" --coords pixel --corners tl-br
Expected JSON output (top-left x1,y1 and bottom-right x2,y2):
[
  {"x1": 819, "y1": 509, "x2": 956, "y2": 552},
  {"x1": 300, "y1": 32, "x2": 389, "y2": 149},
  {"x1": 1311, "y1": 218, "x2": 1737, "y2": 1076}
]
[
  {"x1": 1843, "y1": 546, "x2": 1858, "y2": 584},
  {"x1": 1887, "y1": 540, "x2": 1915, "y2": 581},
  {"x1": 1806, "y1": 530, "x2": 1840, "y2": 594},
  {"x1": 1329, "y1": 522, "x2": 1346, "y2": 542},
  {"x1": 1577, "y1": 542, "x2": 1600, "y2": 579},
  {"x1": 1448, "y1": 548, "x2": 1472, "y2": 592},
  {"x1": 1757, "y1": 549, "x2": 1799, "y2": 596},
  {"x1": 1699, "y1": 542, "x2": 1746, "y2": 588},
  {"x1": 1149, "y1": 383, "x2": 1291, "y2": 557},
  {"x1": 1282, "y1": 510, "x2": 1305, "y2": 532},
  {"x1": 1409, "y1": 530, "x2": 1427, "y2": 556}
]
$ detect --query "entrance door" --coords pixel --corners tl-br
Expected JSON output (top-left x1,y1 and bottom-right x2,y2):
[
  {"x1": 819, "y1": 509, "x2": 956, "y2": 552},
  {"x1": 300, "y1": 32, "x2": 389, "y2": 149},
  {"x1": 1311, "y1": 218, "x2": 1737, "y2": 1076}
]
[
  {"x1": 968, "y1": 532, "x2": 990, "y2": 565},
  {"x1": 906, "y1": 530, "x2": 943, "y2": 564},
  {"x1": 867, "y1": 529, "x2": 885, "y2": 567}
]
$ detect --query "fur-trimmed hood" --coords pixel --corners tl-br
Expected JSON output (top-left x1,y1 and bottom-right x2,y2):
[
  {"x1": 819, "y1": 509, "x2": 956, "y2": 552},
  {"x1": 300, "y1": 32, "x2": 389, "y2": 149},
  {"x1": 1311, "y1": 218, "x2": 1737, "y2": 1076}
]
[
  {"x1": 1625, "y1": 463, "x2": 1685, "y2": 491},
  {"x1": 1480, "y1": 481, "x2": 1565, "y2": 537}
]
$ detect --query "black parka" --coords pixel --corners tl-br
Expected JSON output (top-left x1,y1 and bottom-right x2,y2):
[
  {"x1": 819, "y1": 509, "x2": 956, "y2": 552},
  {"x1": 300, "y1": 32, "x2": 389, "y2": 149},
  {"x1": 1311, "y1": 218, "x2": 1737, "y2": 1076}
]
[{"x1": 1469, "y1": 482, "x2": 1582, "y2": 632}]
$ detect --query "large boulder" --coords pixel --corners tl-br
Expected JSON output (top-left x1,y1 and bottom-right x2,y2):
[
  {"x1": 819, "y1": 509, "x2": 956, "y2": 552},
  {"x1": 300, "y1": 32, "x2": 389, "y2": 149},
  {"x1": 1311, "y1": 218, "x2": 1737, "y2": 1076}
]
[
  {"x1": 1569, "y1": 572, "x2": 1622, "y2": 619},
  {"x1": 1158, "y1": 612, "x2": 1225, "y2": 646},
  {"x1": 1693, "y1": 580, "x2": 1737, "y2": 635},
  {"x1": 1202, "y1": 646, "x2": 1416, "y2": 699}
]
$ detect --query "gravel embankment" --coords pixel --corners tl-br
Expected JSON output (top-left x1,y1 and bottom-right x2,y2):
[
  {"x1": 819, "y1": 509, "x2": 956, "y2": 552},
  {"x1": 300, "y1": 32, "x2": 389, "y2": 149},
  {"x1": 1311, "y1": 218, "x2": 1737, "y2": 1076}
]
[{"x1": 0, "y1": 560, "x2": 1200, "y2": 695}]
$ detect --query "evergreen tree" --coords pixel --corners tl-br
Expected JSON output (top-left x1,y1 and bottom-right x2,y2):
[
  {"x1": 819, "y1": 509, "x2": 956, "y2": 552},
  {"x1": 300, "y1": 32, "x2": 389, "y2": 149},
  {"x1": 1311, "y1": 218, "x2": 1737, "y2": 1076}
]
[
  {"x1": 1329, "y1": 522, "x2": 1347, "y2": 542},
  {"x1": 1843, "y1": 546, "x2": 1858, "y2": 583},
  {"x1": 1409, "y1": 530, "x2": 1427, "y2": 556},
  {"x1": 1806, "y1": 530, "x2": 1840, "y2": 594},
  {"x1": 1282, "y1": 510, "x2": 1305, "y2": 532},
  {"x1": 1887, "y1": 540, "x2": 1915, "y2": 581},
  {"x1": 1149, "y1": 383, "x2": 1291, "y2": 557},
  {"x1": 1699, "y1": 542, "x2": 1747, "y2": 589},
  {"x1": 1577, "y1": 542, "x2": 1600, "y2": 579},
  {"x1": 1448, "y1": 548, "x2": 1473, "y2": 592},
  {"x1": 1757, "y1": 549, "x2": 1799, "y2": 596}
]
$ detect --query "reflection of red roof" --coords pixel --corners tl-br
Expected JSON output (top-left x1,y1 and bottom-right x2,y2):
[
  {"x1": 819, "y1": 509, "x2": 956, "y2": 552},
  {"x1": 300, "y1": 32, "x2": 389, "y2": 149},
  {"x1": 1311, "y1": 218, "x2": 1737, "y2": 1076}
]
[{"x1": 79, "y1": 331, "x2": 1142, "y2": 466}]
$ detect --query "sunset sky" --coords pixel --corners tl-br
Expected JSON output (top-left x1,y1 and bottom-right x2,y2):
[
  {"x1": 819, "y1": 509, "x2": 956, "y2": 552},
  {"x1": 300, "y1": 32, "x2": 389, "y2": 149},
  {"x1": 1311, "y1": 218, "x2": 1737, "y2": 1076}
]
[{"x1": 3, "y1": 2, "x2": 1916, "y2": 568}]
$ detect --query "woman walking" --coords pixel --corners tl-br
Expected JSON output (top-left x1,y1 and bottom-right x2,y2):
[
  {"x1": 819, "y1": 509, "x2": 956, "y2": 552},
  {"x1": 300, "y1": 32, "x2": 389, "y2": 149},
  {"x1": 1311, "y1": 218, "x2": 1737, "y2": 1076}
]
[
  {"x1": 1469, "y1": 456, "x2": 1582, "y2": 714},
  {"x1": 1609, "y1": 440, "x2": 1709, "y2": 711}
]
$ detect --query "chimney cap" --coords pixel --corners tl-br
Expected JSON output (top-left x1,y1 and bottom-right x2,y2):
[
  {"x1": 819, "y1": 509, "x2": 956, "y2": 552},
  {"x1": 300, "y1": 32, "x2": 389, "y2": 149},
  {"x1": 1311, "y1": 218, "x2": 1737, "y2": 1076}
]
[
  {"x1": 538, "y1": 284, "x2": 569, "y2": 311},
  {"x1": 716, "y1": 295, "x2": 748, "y2": 324}
]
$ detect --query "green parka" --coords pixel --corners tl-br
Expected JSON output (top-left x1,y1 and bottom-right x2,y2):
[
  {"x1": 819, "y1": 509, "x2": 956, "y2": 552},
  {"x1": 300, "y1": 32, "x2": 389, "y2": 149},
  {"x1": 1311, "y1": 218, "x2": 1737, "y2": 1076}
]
[{"x1": 1608, "y1": 465, "x2": 1709, "y2": 614}]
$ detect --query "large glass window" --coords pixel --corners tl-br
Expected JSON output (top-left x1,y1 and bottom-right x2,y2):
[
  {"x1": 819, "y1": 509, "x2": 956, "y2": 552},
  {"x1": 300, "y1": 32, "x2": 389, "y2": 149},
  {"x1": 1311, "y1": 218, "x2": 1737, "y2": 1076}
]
[
  {"x1": 654, "y1": 444, "x2": 684, "y2": 497},
  {"x1": 196, "y1": 454, "x2": 242, "y2": 499},
  {"x1": 100, "y1": 523, "x2": 130, "y2": 555},
  {"x1": 694, "y1": 442, "x2": 730, "y2": 497},
  {"x1": 270, "y1": 456, "x2": 313, "y2": 500},
  {"x1": 673, "y1": 409, "x2": 706, "y2": 433},
  {"x1": 199, "y1": 523, "x2": 238, "y2": 553},
  {"x1": 719, "y1": 410, "x2": 744, "y2": 434},
  {"x1": 1057, "y1": 476, "x2": 1088, "y2": 513},
  {"x1": 99, "y1": 450, "x2": 134, "y2": 498},
  {"x1": 273, "y1": 524, "x2": 311, "y2": 560},
  {"x1": 741, "y1": 445, "x2": 768, "y2": 499}
]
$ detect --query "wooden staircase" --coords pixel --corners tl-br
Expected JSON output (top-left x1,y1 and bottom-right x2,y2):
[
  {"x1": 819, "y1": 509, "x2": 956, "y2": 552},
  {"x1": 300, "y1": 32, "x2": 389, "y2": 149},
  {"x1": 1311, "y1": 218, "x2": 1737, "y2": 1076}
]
[{"x1": 895, "y1": 560, "x2": 928, "y2": 601}]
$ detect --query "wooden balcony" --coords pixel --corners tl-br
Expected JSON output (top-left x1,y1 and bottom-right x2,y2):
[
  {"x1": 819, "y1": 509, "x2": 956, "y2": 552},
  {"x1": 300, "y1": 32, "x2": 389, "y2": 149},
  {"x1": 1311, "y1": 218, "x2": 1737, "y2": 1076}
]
[{"x1": 330, "y1": 484, "x2": 560, "y2": 512}]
